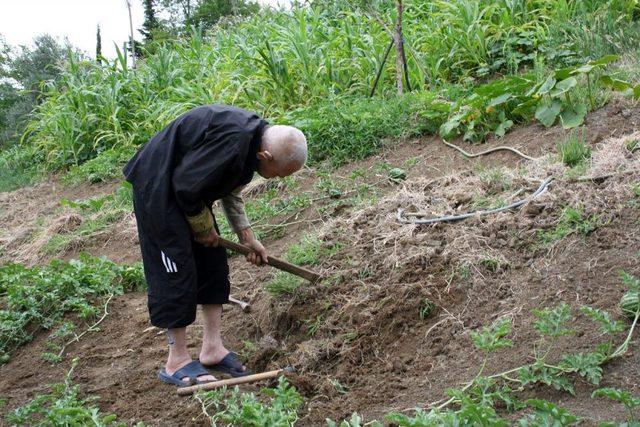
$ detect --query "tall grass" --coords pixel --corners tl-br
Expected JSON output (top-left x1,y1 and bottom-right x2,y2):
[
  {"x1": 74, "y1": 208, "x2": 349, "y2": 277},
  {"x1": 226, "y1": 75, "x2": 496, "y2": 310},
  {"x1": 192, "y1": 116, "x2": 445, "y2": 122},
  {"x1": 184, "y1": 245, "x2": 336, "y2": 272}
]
[{"x1": 8, "y1": 0, "x2": 640, "y2": 176}]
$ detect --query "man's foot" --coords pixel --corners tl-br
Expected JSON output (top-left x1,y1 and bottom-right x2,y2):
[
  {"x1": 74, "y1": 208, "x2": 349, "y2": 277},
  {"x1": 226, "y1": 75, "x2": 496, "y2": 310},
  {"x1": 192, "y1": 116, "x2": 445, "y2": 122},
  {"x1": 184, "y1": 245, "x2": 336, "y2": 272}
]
[
  {"x1": 166, "y1": 358, "x2": 216, "y2": 383},
  {"x1": 200, "y1": 345, "x2": 249, "y2": 376}
]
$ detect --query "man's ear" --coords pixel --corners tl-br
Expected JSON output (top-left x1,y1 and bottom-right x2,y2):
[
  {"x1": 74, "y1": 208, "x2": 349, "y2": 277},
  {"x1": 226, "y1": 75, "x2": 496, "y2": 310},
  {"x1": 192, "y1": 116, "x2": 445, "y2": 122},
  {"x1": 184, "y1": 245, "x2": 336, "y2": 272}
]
[{"x1": 257, "y1": 150, "x2": 274, "y2": 161}]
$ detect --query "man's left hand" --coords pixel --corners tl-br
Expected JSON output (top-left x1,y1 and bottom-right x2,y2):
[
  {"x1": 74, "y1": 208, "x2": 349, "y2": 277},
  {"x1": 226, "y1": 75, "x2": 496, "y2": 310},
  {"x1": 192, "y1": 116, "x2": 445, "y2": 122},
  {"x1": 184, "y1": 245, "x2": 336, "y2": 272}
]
[{"x1": 238, "y1": 228, "x2": 268, "y2": 266}]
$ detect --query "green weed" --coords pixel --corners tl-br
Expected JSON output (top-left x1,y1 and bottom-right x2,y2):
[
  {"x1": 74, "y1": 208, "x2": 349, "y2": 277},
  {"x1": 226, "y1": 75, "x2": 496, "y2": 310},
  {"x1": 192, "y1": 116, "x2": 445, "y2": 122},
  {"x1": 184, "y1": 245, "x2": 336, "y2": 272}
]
[
  {"x1": 479, "y1": 253, "x2": 506, "y2": 273},
  {"x1": 419, "y1": 298, "x2": 435, "y2": 320},
  {"x1": 557, "y1": 131, "x2": 591, "y2": 168},
  {"x1": 0, "y1": 255, "x2": 144, "y2": 363},
  {"x1": 285, "y1": 236, "x2": 342, "y2": 266},
  {"x1": 305, "y1": 315, "x2": 324, "y2": 337},
  {"x1": 539, "y1": 206, "x2": 600, "y2": 245},
  {"x1": 264, "y1": 272, "x2": 304, "y2": 297},
  {"x1": 196, "y1": 376, "x2": 302, "y2": 426},
  {"x1": 477, "y1": 166, "x2": 512, "y2": 194}
]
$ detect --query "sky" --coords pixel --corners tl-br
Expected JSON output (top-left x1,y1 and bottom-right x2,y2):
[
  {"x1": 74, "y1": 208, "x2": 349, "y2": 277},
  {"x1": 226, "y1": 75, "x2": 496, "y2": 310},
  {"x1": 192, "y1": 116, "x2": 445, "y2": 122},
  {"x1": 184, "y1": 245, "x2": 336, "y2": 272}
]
[{"x1": 0, "y1": 0, "x2": 290, "y2": 58}]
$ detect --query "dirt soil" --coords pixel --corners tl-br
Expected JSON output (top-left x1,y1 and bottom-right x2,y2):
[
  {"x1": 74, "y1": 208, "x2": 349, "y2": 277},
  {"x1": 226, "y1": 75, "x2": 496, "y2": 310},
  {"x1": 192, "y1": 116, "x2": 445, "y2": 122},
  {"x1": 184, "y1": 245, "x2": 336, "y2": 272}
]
[{"x1": 1, "y1": 98, "x2": 640, "y2": 426}]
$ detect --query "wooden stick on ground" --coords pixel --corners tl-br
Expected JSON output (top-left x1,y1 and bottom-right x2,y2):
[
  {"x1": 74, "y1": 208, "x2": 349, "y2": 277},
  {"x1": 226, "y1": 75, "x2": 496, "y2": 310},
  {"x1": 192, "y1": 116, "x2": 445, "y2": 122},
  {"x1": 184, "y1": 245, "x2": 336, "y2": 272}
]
[
  {"x1": 177, "y1": 368, "x2": 291, "y2": 396},
  {"x1": 218, "y1": 238, "x2": 321, "y2": 283}
]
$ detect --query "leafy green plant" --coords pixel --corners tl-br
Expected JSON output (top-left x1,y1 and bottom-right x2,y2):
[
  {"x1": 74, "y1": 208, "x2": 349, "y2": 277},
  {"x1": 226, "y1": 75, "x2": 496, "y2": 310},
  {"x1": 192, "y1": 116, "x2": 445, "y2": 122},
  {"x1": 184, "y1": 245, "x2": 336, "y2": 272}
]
[
  {"x1": 557, "y1": 131, "x2": 591, "y2": 167},
  {"x1": 63, "y1": 146, "x2": 136, "y2": 185},
  {"x1": 440, "y1": 54, "x2": 639, "y2": 141},
  {"x1": 6, "y1": 359, "x2": 124, "y2": 426},
  {"x1": 196, "y1": 377, "x2": 302, "y2": 426},
  {"x1": 518, "y1": 399, "x2": 579, "y2": 426},
  {"x1": 0, "y1": 255, "x2": 144, "y2": 363},
  {"x1": 471, "y1": 317, "x2": 514, "y2": 354},
  {"x1": 592, "y1": 388, "x2": 640, "y2": 422}
]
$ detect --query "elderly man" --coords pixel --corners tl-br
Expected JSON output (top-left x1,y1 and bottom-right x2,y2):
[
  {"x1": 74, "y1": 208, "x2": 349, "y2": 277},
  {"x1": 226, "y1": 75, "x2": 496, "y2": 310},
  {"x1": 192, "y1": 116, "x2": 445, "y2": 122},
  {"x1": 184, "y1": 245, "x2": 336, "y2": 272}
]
[{"x1": 123, "y1": 105, "x2": 307, "y2": 387}]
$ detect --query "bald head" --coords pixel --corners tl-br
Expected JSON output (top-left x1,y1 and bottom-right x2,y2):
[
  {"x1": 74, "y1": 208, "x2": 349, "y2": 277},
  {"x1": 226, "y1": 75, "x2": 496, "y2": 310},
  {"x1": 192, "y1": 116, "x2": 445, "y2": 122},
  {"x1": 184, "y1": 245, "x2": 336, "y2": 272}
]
[{"x1": 257, "y1": 125, "x2": 307, "y2": 179}]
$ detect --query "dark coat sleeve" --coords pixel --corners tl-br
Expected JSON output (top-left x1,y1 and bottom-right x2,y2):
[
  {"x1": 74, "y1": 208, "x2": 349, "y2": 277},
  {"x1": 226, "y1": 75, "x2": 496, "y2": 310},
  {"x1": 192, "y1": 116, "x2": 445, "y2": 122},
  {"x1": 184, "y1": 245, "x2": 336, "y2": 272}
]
[{"x1": 171, "y1": 126, "x2": 253, "y2": 216}]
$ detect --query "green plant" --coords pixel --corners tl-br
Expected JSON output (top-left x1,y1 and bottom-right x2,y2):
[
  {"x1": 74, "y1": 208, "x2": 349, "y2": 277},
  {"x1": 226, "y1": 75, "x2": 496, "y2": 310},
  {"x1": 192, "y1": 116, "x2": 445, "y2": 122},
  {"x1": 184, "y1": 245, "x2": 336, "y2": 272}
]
[
  {"x1": 63, "y1": 146, "x2": 136, "y2": 185},
  {"x1": 592, "y1": 388, "x2": 640, "y2": 422},
  {"x1": 6, "y1": 359, "x2": 124, "y2": 426},
  {"x1": 479, "y1": 254, "x2": 506, "y2": 273},
  {"x1": 0, "y1": 255, "x2": 144, "y2": 363},
  {"x1": 518, "y1": 399, "x2": 579, "y2": 426},
  {"x1": 285, "y1": 236, "x2": 342, "y2": 266},
  {"x1": 196, "y1": 376, "x2": 302, "y2": 426},
  {"x1": 539, "y1": 206, "x2": 600, "y2": 245},
  {"x1": 264, "y1": 272, "x2": 304, "y2": 297},
  {"x1": 477, "y1": 166, "x2": 512, "y2": 194},
  {"x1": 419, "y1": 298, "x2": 435, "y2": 320},
  {"x1": 305, "y1": 315, "x2": 324, "y2": 336},
  {"x1": 557, "y1": 131, "x2": 591, "y2": 167}
]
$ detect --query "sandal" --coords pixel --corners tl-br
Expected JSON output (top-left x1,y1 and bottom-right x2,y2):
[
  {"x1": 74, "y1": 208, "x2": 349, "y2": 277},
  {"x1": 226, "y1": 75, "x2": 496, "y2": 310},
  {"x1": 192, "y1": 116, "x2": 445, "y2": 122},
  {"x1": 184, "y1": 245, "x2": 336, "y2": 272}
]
[
  {"x1": 158, "y1": 360, "x2": 215, "y2": 387},
  {"x1": 201, "y1": 352, "x2": 252, "y2": 378}
]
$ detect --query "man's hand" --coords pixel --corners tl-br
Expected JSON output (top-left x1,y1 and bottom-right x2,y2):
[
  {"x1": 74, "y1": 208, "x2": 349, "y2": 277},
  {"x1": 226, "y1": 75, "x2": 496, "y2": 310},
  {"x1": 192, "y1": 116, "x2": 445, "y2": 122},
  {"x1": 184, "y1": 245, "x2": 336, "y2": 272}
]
[
  {"x1": 195, "y1": 229, "x2": 220, "y2": 247},
  {"x1": 238, "y1": 228, "x2": 268, "y2": 266}
]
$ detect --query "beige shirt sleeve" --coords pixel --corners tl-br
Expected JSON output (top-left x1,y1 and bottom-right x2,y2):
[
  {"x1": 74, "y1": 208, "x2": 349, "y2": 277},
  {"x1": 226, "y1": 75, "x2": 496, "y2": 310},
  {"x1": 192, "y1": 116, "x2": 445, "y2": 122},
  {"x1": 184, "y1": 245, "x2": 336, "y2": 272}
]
[{"x1": 220, "y1": 186, "x2": 251, "y2": 233}]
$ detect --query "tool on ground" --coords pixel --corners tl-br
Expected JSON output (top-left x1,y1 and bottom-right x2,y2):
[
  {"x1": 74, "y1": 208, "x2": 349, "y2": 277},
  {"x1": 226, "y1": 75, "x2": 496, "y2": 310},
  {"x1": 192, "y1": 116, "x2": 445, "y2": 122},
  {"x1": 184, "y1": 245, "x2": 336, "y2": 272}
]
[
  {"x1": 176, "y1": 367, "x2": 294, "y2": 396},
  {"x1": 228, "y1": 296, "x2": 251, "y2": 312},
  {"x1": 218, "y1": 237, "x2": 321, "y2": 283}
]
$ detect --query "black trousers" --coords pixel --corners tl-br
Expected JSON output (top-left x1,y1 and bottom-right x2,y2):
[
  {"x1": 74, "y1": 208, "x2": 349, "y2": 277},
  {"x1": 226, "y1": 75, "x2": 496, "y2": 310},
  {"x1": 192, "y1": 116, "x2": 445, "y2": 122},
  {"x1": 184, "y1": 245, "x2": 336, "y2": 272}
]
[{"x1": 132, "y1": 191, "x2": 230, "y2": 329}]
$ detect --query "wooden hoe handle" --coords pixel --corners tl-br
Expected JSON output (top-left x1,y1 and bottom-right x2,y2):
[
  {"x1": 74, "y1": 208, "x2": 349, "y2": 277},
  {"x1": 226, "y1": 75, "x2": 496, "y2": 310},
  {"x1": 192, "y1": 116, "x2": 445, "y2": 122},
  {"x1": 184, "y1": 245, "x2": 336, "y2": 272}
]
[
  {"x1": 176, "y1": 368, "x2": 286, "y2": 396},
  {"x1": 218, "y1": 237, "x2": 321, "y2": 283}
]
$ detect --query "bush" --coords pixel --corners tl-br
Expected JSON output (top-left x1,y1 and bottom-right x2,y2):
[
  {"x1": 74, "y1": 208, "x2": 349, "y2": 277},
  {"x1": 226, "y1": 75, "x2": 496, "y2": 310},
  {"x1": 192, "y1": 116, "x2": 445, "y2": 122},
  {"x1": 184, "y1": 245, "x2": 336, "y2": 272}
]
[
  {"x1": 0, "y1": 145, "x2": 41, "y2": 192},
  {"x1": 287, "y1": 93, "x2": 449, "y2": 165},
  {"x1": 63, "y1": 146, "x2": 137, "y2": 185}
]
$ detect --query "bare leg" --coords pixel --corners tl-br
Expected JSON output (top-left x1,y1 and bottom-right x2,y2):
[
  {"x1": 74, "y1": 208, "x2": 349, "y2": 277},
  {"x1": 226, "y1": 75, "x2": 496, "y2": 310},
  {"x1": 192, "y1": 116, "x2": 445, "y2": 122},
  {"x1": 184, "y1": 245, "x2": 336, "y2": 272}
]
[
  {"x1": 199, "y1": 304, "x2": 247, "y2": 372},
  {"x1": 165, "y1": 327, "x2": 216, "y2": 382}
]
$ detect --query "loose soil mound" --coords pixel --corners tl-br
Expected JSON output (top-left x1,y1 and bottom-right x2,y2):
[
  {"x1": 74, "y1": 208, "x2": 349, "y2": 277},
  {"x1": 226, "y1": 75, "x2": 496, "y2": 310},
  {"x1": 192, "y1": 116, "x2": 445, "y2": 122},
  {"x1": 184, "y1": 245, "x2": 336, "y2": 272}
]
[{"x1": 1, "y1": 100, "x2": 639, "y2": 425}]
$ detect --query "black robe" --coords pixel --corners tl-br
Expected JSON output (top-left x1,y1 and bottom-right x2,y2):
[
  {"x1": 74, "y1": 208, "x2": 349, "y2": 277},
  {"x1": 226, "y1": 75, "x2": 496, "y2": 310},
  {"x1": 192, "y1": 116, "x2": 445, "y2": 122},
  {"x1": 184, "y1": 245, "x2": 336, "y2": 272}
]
[{"x1": 123, "y1": 104, "x2": 268, "y2": 230}]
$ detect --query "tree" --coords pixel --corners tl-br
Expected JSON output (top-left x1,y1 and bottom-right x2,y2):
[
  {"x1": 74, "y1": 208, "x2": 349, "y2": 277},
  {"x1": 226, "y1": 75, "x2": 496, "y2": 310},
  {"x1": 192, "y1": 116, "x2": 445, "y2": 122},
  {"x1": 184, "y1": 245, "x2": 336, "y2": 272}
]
[
  {"x1": 190, "y1": 0, "x2": 260, "y2": 29},
  {"x1": 0, "y1": 34, "x2": 70, "y2": 148},
  {"x1": 140, "y1": 0, "x2": 160, "y2": 42},
  {"x1": 157, "y1": 0, "x2": 260, "y2": 32},
  {"x1": 96, "y1": 24, "x2": 102, "y2": 63}
]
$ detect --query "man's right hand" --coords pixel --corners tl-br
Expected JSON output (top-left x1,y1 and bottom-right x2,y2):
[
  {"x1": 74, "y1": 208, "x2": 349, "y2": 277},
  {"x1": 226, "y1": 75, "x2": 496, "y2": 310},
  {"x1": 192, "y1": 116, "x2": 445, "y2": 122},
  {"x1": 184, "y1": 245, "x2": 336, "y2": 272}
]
[{"x1": 195, "y1": 229, "x2": 219, "y2": 247}]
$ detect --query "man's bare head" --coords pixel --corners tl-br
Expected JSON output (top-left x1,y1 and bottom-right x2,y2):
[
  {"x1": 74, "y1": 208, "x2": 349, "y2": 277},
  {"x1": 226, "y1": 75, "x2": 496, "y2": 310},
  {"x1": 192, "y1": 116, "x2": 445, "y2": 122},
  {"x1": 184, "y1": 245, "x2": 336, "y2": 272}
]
[{"x1": 257, "y1": 125, "x2": 307, "y2": 179}]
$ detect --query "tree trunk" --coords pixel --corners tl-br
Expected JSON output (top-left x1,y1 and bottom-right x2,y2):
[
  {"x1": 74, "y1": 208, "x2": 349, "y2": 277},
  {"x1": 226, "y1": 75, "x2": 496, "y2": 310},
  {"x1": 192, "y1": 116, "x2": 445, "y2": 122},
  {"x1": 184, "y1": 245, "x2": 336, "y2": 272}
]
[
  {"x1": 126, "y1": 0, "x2": 137, "y2": 69},
  {"x1": 394, "y1": 0, "x2": 405, "y2": 95}
]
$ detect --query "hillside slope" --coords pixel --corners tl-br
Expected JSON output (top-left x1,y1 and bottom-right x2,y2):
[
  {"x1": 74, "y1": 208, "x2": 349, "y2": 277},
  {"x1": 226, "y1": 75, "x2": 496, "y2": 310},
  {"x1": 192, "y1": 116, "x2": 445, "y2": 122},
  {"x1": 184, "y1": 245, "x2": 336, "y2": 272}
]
[{"x1": 1, "y1": 99, "x2": 639, "y2": 425}]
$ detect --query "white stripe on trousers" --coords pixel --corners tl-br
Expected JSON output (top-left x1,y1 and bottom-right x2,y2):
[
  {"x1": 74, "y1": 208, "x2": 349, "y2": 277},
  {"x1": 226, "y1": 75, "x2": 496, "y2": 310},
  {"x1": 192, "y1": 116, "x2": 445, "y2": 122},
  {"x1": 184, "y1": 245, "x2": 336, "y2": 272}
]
[{"x1": 161, "y1": 251, "x2": 172, "y2": 273}]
